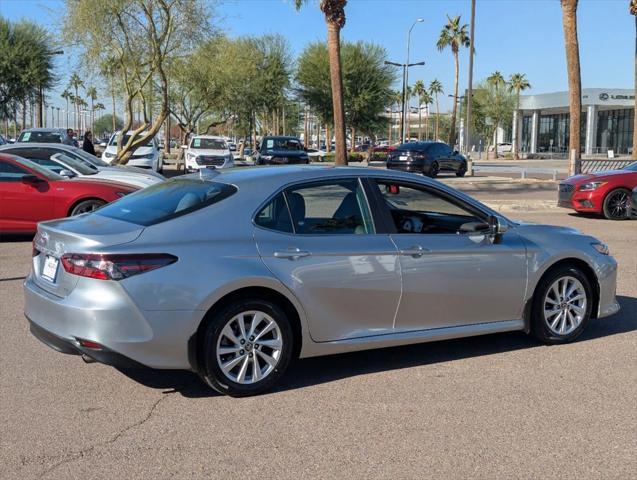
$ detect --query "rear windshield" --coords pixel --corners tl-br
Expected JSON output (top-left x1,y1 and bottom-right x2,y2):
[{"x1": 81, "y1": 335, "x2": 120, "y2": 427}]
[
  {"x1": 95, "y1": 179, "x2": 237, "y2": 226},
  {"x1": 55, "y1": 154, "x2": 99, "y2": 175},
  {"x1": 18, "y1": 131, "x2": 63, "y2": 143}
]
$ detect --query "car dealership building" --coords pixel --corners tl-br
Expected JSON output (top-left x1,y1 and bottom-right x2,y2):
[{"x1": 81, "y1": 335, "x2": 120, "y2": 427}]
[{"x1": 515, "y1": 88, "x2": 634, "y2": 156}]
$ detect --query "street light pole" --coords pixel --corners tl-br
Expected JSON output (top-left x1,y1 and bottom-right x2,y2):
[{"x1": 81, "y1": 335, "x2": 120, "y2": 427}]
[
  {"x1": 465, "y1": 0, "x2": 476, "y2": 174},
  {"x1": 404, "y1": 19, "x2": 424, "y2": 143},
  {"x1": 386, "y1": 59, "x2": 425, "y2": 144}
]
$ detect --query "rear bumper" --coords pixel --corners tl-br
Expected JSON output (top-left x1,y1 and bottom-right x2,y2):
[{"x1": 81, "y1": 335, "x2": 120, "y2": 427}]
[
  {"x1": 23, "y1": 275, "x2": 199, "y2": 369},
  {"x1": 387, "y1": 162, "x2": 423, "y2": 173},
  {"x1": 28, "y1": 319, "x2": 146, "y2": 369}
]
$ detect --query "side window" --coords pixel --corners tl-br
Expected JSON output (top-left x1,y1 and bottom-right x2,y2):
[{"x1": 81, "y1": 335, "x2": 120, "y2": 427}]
[
  {"x1": 440, "y1": 144, "x2": 453, "y2": 155},
  {"x1": 0, "y1": 161, "x2": 29, "y2": 182},
  {"x1": 255, "y1": 193, "x2": 293, "y2": 234},
  {"x1": 375, "y1": 181, "x2": 485, "y2": 235},
  {"x1": 284, "y1": 179, "x2": 374, "y2": 235},
  {"x1": 32, "y1": 157, "x2": 65, "y2": 174}
]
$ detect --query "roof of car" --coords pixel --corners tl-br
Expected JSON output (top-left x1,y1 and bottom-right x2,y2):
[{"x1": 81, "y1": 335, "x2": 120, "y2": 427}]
[
  {"x1": 192, "y1": 135, "x2": 225, "y2": 140},
  {"x1": 0, "y1": 143, "x2": 77, "y2": 151},
  {"x1": 19, "y1": 128, "x2": 67, "y2": 132}
]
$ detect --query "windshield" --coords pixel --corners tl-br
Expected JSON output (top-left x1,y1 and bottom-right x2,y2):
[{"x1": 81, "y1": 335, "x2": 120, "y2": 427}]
[
  {"x1": 12, "y1": 156, "x2": 63, "y2": 180},
  {"x1": 263, "y1": 138, "x2": 303, "y2": 151},
  {"x1": 95, "y1": 179, "x2": 237, "y2": 226},
  {"x1": 73, "y1": 148, "x2": 108, "y2": 167},
  {"x1": 55, "y1": 154, "x2": 98, "y2": 175},
  {"x1": 18, "y1": 131, "x2": 63, "y2": 143},
  {"x1": 109, "y1": 134, "x2": 154, "y2": 148},
  {"x1": 190, "y1": 138, "x2": 227, "y2": 150},
  {"x1": 624, "y1": 161, "x2": 637, "y2": 172}
]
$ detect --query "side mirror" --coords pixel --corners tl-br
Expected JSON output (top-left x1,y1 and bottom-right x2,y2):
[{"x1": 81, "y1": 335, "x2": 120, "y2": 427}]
[
  {"x1": 453, "y1": 150, "x2": 459, "y2": 155},
  {"x1": 488, "y1": 215, "x2": 509, "y2": 236},
  {"x1": 21, "y1": 174, "x2": 41, "y2": 184},
  {"x1": 58, "y1": 169, "x2": 75, "y2": 178}
]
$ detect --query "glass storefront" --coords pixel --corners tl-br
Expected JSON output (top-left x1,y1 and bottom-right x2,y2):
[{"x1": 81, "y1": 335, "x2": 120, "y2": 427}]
[
  {"x1": 521, "y1": 116, "x2": 531, "y2": 152},
  {"x1": 537, "y1": 112, "x2": 586, "y2": 153},
  {"x1": 596, "y1": 108, "x2": 634, "y2": 155}
]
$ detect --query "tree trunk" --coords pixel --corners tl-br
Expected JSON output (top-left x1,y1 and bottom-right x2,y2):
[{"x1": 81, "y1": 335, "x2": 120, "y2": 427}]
[
  {"x1": 21, "y1": 101, "x2": 26, "y2": 131},
  {"x1": 561, "y1": 0, "x2": 581, "y2": 172},
  {"x1": 634, "y1": 13, "x2": 637, "y2": 159},
  {"x1": 398, "y1": 105, "x2": 403, "y2": 144},
  {"x1": 350, "y1": 126, "x2": 355, "y2": 154},
  {"x1": 513, "y1": 90, "x2": 521, "y2": 160},
  {"x1": 418, "y1": 107, "x2": 422, "y2": 140},
  {"x1": 449, "y1": 51, "x2": 459, "y2": 147},
  {"x1": 326, "y1": 22, "x2": 347, "y2": 165},
  {"x1": 435, "y1": 95, "x2": 440, "y2": 140},
  {"x1": 388, "y1": 113, "x2": 392, "y2": 144},
  {"x1": 325, "y1": 124, "x2": 331, "y2": 153}
]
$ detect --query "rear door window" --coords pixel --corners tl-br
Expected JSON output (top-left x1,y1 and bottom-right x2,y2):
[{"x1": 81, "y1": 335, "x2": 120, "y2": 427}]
[
  {"x1": 254, "y1": 193, "x2": 293, "y2": 233},
  {"x1": 95, "y1": 179, "x2": 237, "y2": 226}
]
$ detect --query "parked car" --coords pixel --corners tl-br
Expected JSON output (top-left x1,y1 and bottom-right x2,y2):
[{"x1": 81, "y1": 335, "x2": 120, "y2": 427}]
[
  {"x1": 558, "y1": 161, "x2": 637, "y2": 220},
  {"x1": 16, "y1": 128, "x2": 72, "y2": 145},
  {"x1": 0, "y1": 143, "x2": 163, "y2": 189},
  {"x1": 101, "y1": 131, "x2": 164, "y2": 172},
  {"x1": 306, "y1": 148, "x2": 326, "y2": 161},
  {"x1": 0, "y1": 153, "x2": 136, "y2": 234},
  {"x1": 255, "y1": 136, "x2": 309, "y2": 165},
  {"x1": 387, "y1": 141, "x2": 467, "y2": 178},
  {"x1": 496, "y1": 142, "x2": 513, "y2": 155},
  {"x1": 185, "y1": 135, "x2": 234, "y2": 172},
  {"x1": 24, "y1": 165, "x2": 619, "y2": 396}
]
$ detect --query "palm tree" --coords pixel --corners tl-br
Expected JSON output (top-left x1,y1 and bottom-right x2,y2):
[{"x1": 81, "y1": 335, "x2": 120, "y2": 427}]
[
  {"x1": 419, "y1": 90, "x2": 433, "y2": 140},
  {"x1": 61, "y1": 90, "x2": 71, "y2": 129},
  {"x1": 86, "y1": 86, "x2": 98, "y2": 132},
  {"x1": 295, "y1": 0, "x2": 348, "y2": 165},
  {"x1": 631, "y1": 0, "x2": 637, "y2": 159},
  {"x1": 487, "y1": 71, "x2": 505, "y2": 91},
  {"x1": 509, "y1": 73, "x2": 531, "y2": 159},
  {"x1": 412, "y1": 80, "x2": 426, "y2": 140},
  {"x1": 68, "y1": 72, "x2": 84, "y2": 132},
  {"x1": 560, "y1": 0, "x2": 581, "y2": 170},
  {"x1": 436, "y1": 15, "x2": 470, "y2": 147},
  {"x1": 429, "y1": 79, "x2": 444, "y2": 140}
]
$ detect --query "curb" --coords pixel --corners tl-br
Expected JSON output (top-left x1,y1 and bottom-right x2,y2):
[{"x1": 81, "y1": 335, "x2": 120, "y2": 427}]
[{"x1": 482, "y1": 199, "x2": 559, "y2": 213}]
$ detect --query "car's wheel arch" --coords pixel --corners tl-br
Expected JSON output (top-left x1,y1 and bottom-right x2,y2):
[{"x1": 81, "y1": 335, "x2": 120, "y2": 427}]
[
  {"x1": 189, "y1": 284, "x2": 305, "y2": 375},
  {"x1": 67, "y1": 196, "x2": 107, "y2": 216},
  {"x1": 523, "y1": 257, "x2": 600, "y2": 333}
]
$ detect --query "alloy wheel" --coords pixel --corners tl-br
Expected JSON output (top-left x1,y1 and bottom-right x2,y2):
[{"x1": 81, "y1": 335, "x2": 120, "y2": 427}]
[
  {"x1": 543, "y1": 276, "x2": 587, "y2": 336},
  {"x1": 71, "y1": 200, "x2": 104, "y2": 216},
  {"x1": 605, "y1": 190, "x2": 630, "y2": 219},
  {"x1": 216, "y1": 310, "x2": 283, "y2": 384}
]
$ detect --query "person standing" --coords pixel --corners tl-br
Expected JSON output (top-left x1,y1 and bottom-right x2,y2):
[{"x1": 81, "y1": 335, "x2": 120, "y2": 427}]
[{"x1": 82, "y1": 130, "x2": 96, "y2": 156}]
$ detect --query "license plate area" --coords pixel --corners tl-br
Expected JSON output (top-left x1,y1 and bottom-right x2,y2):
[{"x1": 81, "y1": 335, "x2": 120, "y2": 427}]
[
  {"x1": 399, "y1": 155, "x2": 409, "y2": 161},
  {"x1": 42, "y1": 255, "x2": 59, "y2": 283}
]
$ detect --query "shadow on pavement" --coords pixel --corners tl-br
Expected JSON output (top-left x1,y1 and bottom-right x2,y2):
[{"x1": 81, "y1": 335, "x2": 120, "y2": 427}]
[
  {"x1": 120, "y1": 295, "x2": 637, "y2": 398},
  {"x1": 0, "y1": 233, "x2": 34, "y2": 242}
]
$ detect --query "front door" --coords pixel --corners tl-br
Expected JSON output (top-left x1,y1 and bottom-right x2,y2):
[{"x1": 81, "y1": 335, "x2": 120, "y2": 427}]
[
  {"x1": 0, "y1": 160, "x2": 53, "y2": 232},
  {"x1": 254, "y1": 178, "x2": 401, "y2": 342},
  {"x1": 369, "y1": 178, "x2": 528, "y2": 332}
]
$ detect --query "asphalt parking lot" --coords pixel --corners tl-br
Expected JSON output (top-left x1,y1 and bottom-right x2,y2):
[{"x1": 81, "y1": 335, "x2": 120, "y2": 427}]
[{"x1": 1, "y1": 209, "x2": 635, "y2": 479}]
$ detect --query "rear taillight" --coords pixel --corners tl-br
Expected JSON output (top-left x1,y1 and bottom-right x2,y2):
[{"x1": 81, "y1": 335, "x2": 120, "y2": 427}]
[{"x1": 61, "y1": 253, "x2": 177, "y2": 281}]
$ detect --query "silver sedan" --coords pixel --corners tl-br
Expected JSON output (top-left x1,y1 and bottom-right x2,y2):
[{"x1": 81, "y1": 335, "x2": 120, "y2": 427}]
[{"x1": 24, "y1": 166, "x2": 620, "y2": 396}]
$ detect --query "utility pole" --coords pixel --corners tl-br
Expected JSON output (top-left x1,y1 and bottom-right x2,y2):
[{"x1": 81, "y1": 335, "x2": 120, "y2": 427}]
[
  {"x1": 404, "y1": 19, "x2": 424, "y2": 143},
  {"x1": 386, "y1": 60, "x2": 425, "y2": 144},
  {"x1": 465, "y1": 0, "x2": 476, "y2": 174}
]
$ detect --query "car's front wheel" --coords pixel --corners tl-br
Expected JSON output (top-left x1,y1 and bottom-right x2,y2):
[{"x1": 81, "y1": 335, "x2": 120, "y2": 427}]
[
  {"x1": 427, "y1": 161, "x2": 439, "y2": 178},
  {"x1": 602, "y1": 188, "x2": 631, "y2": 220},
  {"x1": 530, "y1": 265, "x2": 593, "y2": 344},
  {"x1": 456, "y1": 161, "x2": 467, "y2": 177},
  {"x1": 200, "y1": 299, "x2": 294, "y2": 397}
]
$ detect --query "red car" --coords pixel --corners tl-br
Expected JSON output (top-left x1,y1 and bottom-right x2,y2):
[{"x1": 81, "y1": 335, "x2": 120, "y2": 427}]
[
  {"x1": 558, "y1": 161, "x2": 637, "y2": 220},
  {"x1": 0, "y1": 153, "x2": 137, "y2": 234}
]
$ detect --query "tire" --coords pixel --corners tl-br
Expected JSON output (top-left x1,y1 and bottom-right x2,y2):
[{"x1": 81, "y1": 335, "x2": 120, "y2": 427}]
[
  {"x1": 456, "y1": 161, "x2": 467, "y2": 177},
  {"x1": 157, "y1": 157, "x2": 163, "y2": 174},
  {"x1": 69, "y1": 199, "x2": 106, "y2": 216},
  {"x1": 426, "y1": 161, "x2": 439, "y2": 178},
  {"x1": 602, "y1": 188, "x2": 631, "y2": 220},
  {"x1": 200, "y1": 298, "x2": 294, "y2": 397},
  {"x1": 530, "y1": 265, "x2": 594, "y2": 344}
]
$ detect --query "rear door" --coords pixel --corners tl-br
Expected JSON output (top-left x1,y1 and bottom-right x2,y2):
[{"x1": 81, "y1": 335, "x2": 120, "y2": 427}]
[{"x1": 254, "y1": 177, "x2": 401, "y2": 342}]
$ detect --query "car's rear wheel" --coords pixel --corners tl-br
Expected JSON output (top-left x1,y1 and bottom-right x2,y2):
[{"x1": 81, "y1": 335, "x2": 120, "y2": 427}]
[
  {"x1": 70, "y1": 199, "x2": 106, "y2": 216},
  {"x1": 456, "y1": 161, "x2": 467, "y2": 177},
  {"x1": 530, "y1": 265, "x2": 593, "y2": 344},
  {"x1": 602, "y1": 188, "x2": 631, "y2": 220},
  {"x1": 200, "y1": 299, "x2": 293, "y2": 397},
  {"x1": 427, "y1": 161, "x2": 439, "y2": 178}
]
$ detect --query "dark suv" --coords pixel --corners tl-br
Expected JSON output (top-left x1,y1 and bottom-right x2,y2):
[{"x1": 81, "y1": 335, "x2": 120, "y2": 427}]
[
  {"x1": 255, "y1": 136, "x2": 309, "y2": 165},
  {"x1": 386, "y1": 141, "x2": 467, "y2": 178}
]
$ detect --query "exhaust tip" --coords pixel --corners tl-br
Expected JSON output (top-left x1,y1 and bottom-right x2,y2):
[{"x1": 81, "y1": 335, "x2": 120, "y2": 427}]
[{"x1": 81, "y1": 354, "x2": 96, "y2": 364}]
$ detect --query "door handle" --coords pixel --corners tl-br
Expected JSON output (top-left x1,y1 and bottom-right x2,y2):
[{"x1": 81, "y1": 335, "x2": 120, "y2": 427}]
[
  {"x1": 273, "y1": 248, "x2": 311, "y2": 260},
  {"x1": 399, "y1": 245, "x2": 429, "y2": 258}
]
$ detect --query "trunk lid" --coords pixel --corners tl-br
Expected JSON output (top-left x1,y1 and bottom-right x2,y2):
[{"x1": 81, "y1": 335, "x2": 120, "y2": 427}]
[{"x1": 32, "y1": 214, "x2": 144, "y2": 297}]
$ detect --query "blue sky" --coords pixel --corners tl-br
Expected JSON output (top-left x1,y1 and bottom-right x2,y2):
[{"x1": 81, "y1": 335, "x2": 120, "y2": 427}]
[{"x1": 1, "y1": 0, "x2": 633, "y2": 112}]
